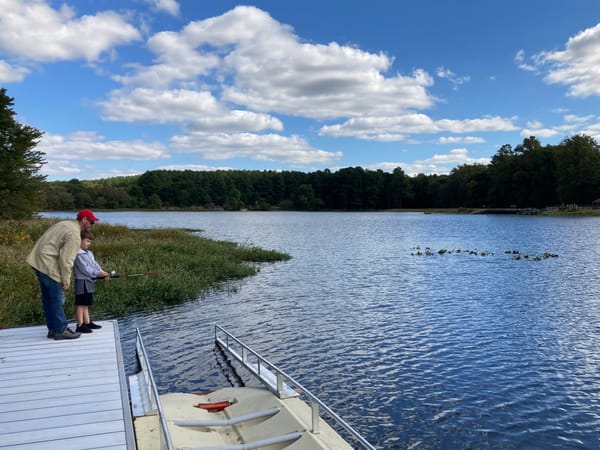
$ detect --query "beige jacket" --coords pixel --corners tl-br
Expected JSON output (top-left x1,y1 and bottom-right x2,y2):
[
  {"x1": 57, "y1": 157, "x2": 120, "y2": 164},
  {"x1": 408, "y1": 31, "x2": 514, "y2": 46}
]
[{"x1": 27, "y1": 220, "x2": 81, "y2": 285}]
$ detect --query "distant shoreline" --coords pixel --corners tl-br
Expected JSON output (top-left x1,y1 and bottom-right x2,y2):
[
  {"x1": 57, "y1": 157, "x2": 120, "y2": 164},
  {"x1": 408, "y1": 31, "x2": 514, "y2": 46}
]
[
  {"x1": 381, "y1": 207, "x2": 600, "y2": 216},
  {"x1": 41, "y1": 207, "x2": 600, "y2": 216}
]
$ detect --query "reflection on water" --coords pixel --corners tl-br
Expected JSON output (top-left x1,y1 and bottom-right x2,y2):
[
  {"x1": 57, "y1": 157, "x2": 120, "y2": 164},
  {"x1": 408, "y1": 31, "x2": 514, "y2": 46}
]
[{"x1": 44, "y1": 211, "x2": 600, "y2": 449}]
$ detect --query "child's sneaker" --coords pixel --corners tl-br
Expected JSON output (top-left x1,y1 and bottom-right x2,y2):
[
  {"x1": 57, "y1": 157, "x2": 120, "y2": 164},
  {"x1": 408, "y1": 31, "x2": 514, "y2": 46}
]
[
  {"x1": 76, "y1": 324, "x2": 93, "y2": 333},
  {"x1": 87, "y1": 321, "x2": 102, "y2": 329}
]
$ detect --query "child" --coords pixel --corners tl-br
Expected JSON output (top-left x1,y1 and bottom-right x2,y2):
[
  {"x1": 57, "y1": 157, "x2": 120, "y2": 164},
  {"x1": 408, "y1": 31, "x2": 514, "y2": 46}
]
[{"x1": 73, "y1": 229, "x2": 109, "y2": 333}]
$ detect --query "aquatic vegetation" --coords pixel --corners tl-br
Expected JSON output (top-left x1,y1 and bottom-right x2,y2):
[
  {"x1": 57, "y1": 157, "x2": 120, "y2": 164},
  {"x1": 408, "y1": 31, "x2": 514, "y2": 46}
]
[
  {"x1": 411, "y1": 245, "x2": 558, "y2": 261},
  {"x1": 410, "y1": 246, "x2": 494, "y2": 257},
  {"x1": 505, "y1": 249, "x2": 559, "y2": 261},
  {"x1": 0, "y1": 219, "x2": 290, "y2": 328}
]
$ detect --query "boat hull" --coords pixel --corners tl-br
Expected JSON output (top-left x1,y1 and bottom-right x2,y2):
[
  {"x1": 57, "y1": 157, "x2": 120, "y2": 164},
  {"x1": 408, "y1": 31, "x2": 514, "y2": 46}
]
[{"x1": 134, "y1": 387, "x2": 353, "y2": 449}]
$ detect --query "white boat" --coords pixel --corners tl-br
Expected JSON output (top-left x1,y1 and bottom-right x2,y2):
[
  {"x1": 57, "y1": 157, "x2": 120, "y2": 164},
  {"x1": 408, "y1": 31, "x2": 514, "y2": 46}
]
[{"x1": 129, "y1": 324, "x2": 376, "y2": 450}]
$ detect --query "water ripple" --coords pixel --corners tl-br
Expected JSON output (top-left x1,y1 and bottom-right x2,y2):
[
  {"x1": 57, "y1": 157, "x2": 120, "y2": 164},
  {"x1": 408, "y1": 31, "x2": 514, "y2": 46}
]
[{"x1": 94, "y1": 211, "x2": 600, "y2": 449}]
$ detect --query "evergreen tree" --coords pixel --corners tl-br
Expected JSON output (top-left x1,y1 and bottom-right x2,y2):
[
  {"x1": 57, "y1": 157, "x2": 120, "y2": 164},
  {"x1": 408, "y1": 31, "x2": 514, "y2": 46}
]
[{"x1": 0, "y1": 89, "x2": 46, "y2": 218}]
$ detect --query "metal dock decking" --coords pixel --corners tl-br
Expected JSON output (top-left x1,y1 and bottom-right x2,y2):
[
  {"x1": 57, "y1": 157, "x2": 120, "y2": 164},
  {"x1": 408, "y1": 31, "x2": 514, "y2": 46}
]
[{"x1": 0, "y1": 320, "x2": 136, "y2": 450}]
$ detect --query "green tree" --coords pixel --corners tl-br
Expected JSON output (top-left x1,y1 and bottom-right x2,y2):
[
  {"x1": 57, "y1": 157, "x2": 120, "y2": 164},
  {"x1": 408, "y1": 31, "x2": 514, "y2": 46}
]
[
  {"x1": 554, "y1": 134, "x2": 600, "y2": 204},
  {"x1": 293, "y1": 184, "x2": 318, "y2": 210},
  {"x1": 101, "y1": 185, "x2": 132, "y2": 209},
  {"x1": 224, "y1": 187, "x2": 244, "y2": 210},
  {"x1": 334, "y1": 167, "x2": 366, "y2": 209},
  {"x1": 447, "y1": 164, "x2": 490, "y2": 208},
  {"x1": 488, "y1": 144, "x2": 516, "y2": 207},
  {"x1": 43, "y1": 183, "x2": 75, "y2": 210},
  {"x1": 148, "y1": 193, "x2": 162, "y2": 209},
  {"x1": 515, "y1": 137, "x2": 557, "y2": 207},
  {"x1": 389, "y1": 167, "x2": 412, "y2": 208},
  {"x1": 364, "y1": 169, "x2": 385, "y2": 209},
  {"x1": 0, "y1": 89, "x2": 46, "y2": 218}
]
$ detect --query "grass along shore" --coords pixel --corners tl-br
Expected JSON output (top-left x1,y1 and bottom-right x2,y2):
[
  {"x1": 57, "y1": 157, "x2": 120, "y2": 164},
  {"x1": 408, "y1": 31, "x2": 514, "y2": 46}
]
[{"x1": 0, "y1": 219, "x2": 290, "y2": 329}]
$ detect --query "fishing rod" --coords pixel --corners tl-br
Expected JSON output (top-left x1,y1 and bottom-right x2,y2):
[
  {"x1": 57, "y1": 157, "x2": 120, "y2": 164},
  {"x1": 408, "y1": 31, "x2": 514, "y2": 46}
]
[{"x1": 95, "y1": 269, "x2": 204, "y2": 280}]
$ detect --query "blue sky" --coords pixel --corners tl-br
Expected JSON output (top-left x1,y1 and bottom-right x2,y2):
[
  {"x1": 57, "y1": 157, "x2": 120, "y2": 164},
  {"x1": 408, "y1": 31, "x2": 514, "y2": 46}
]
[{"x1": 2, "y1": 0, "x2": 600, "y2": 181}]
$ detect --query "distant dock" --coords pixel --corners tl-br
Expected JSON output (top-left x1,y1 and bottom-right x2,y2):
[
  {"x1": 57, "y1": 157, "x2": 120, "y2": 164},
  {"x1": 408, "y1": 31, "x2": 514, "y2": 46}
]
[{"x1": 0, "y1": 321, "x2": 136, "y2": 449}]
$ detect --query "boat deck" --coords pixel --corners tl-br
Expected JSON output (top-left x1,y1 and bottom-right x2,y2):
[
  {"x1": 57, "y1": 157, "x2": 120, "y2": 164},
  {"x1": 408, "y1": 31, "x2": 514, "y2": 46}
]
[{"x1": 0, "y1": 321, "x2": 135, "y2": 450}]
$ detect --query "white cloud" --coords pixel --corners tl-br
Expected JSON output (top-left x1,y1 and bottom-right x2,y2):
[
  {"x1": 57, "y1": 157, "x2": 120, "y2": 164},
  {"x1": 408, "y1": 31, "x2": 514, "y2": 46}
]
[
  {"x1": 156, "y1": 164, "x2": 235, "y2": 172},
  {"x1": 525, "y1": 120, "x2": 543, "y2": 129},
  {"x1": 113, "y1": 31, "x2": 221, "y2": 88},
  {"x1": 0, "y1": 60, "x2": 30, "y2": 83},
  {"x1": 320, "y1": 114, "x2": 517, "y2": 141},
  {"x1": 563, "y1": 114, "x2": 596, "y2": 123},
  {"x1": 427, "y1": 148, "x2": 486, "y2": 164},
  {"x1": 109, "y1": 6, "x2": 436, "y2": 120},
  {"x1": 170, "y1": 132, "x2": 342, "y2": 166},
  {"x1": 579, "y1": 123, "x2": 600, "y2": 142},
  {"x1": 438, "y1": 136, "x2": 485, "y2": 144},
  {"x1": 38, "y1": 131, "x2": 169, "y2": 161},
  {"x1": 436, "y1": 66, "x2": 470, "y2": 90},
  {"x1": 42, "y1": 164, "x2": 144, "y2": 180},
  {"x1": 38, "y1": 131, "x2": 171, "y2": 179},
  {"x1": 0, "y1": 0, "x2": 141, "y2": 63},
  {"x1": 519, "y1": 119, "x2": 581, "y2": 139},
  {"x1": 93, "y1": 5, "x2": 523, "y2": 164},
  {"x1": 100, "y1": 88, "x2": 283, "y2": 133},
  {"x1": 148, "y1": 0, "x2": 180, "y2": 16},
  {"x1": 518, "y1": 117, "x2": 600, "y2": 140},
  {"x1": 366, "y1": 148, "x2": 490, "y2": 176},
  {"x1": 519, "y1": 128, "x2": 558, "y2": 139},
  {"x1": 515, "y1": 49, "x2": 538, "y2": 72},
  {"x1": 527, "y1": 23, "x2": 600, "y2": 97},
  {"x1": 41, "y1": 163, "x2": 82, "y2": 178}
]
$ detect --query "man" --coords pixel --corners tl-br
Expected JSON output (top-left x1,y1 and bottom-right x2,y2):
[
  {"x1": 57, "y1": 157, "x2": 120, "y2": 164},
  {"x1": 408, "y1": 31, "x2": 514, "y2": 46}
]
[{"x1": 27, "y1": 209, "x2": 99, "y2": 340}]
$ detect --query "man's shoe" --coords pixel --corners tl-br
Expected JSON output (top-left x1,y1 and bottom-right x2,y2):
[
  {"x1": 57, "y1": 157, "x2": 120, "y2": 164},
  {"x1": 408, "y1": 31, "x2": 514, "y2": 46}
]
[
  {"x1": 76, "y1": 324, "x2": 93, "y2": 333},
  {"x1": 47, "y1": 330, "x2": 57, "y2": 339},
  {"x1": 86, "y1": 321, "x2": 102, "y2": 329},
  {"x1": 53, "y1": 328, "x2": 81, "y2": 340}
]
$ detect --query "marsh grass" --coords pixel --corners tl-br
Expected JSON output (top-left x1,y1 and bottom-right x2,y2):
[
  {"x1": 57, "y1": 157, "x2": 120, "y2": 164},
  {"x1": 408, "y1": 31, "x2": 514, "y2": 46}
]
[{"x1": 0, "y1": 219, "x2": 290, "y2": 328}]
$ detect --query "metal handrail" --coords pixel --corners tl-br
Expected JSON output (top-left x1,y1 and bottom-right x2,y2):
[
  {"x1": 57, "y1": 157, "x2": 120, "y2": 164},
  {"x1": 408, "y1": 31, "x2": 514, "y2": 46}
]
[
  {"x1": 214, "y1": 324, "x2": 377, "y2": 450},
  {"x1": 134, "y1": 328, "x2": 174, "y2": 450}
]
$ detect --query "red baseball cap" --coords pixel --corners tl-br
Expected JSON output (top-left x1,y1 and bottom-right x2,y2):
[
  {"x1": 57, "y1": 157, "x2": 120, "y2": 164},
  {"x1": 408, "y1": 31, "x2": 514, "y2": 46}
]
[{"x1": 77, "y1": 209, "x2": 100, "y2": 222}]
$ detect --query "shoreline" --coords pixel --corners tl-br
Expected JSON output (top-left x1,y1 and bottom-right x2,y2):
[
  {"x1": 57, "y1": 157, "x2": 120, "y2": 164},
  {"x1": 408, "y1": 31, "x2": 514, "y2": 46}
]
[{"x1": 41, "y1": 207, "x2": 600, "y2": 216}]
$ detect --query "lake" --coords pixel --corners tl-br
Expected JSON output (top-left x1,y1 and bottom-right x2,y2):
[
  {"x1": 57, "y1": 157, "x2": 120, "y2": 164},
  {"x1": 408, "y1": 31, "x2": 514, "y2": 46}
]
[{"x1": 43, "y1": 211, "x2": 600, "y2": 449}]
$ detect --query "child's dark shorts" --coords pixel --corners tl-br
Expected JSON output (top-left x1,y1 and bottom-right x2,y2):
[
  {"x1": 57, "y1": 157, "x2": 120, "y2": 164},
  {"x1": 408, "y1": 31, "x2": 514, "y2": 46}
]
[{"x1": 75, "y1": 293, "x2": 94, "y2": 306}]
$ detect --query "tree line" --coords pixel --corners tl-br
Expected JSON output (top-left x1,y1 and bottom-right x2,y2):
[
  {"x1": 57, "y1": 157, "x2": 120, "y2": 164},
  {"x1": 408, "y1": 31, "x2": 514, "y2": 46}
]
[
  {"x1": 2, "y1": 87, "x2": 600, "y2": 218},
  {"x1": 42, "y1": 134, "x2": 600, "y2": 212}
]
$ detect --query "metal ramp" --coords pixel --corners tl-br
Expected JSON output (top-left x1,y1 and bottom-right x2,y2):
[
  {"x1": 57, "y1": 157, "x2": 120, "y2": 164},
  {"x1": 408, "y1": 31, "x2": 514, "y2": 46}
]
[
  {"x1": 129, "y1": 325, "x2": 376, "y2": 450},
  {"x1": 214, "y1": 324, "x2": 376, "y2": 448}
]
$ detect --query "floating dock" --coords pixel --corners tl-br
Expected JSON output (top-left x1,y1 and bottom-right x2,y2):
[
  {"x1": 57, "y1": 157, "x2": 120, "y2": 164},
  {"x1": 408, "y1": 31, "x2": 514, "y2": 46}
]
[{"x1": 0, "y1": 321, "x2": 135, "y2": 449}]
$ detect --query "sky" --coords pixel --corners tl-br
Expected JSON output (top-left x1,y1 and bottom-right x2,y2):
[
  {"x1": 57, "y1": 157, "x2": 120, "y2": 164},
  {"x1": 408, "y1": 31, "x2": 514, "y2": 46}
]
[{"x1": 2, "y1": 1, "x2": 600, "y2": 181}]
